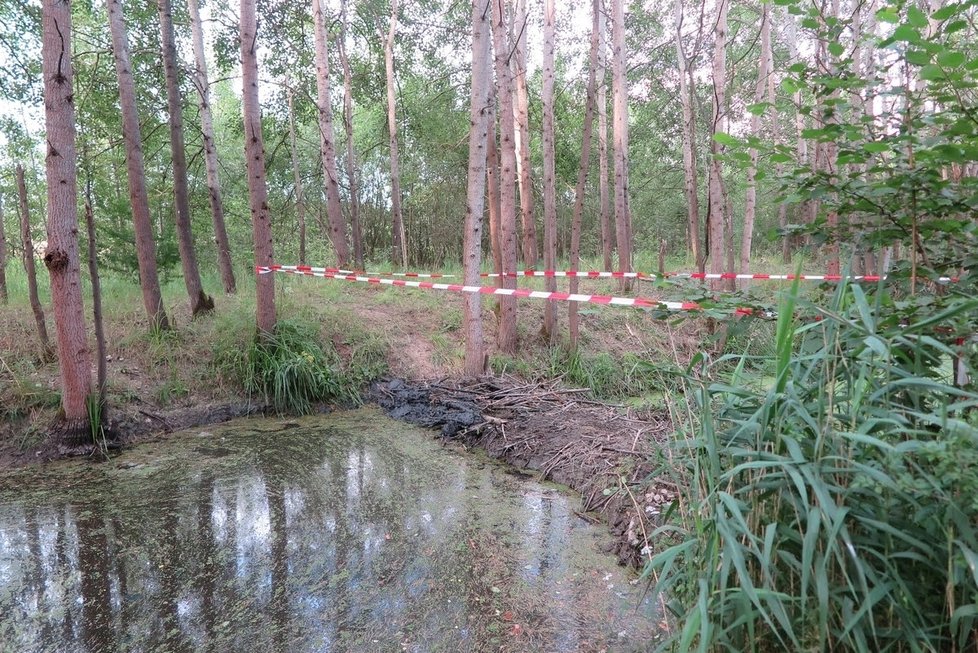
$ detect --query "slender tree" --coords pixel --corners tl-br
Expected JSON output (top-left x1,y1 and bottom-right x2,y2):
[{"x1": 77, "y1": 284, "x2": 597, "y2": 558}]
[
  {"x1": 675, "y1": 0, "x2": 702, "y2": 270},
  {"x1": 707, "y1": 0, "x2": 729, "y2": 291},
  {"x1": 486, "y1": 100, "x2": 503, "y2": 287},
  {"x1": 541, "y1": 0, "x2": 557, "y2": 339},
  {"x1": 786, "y1": 15, "x2": 810, "y2": 254},
  {"x1": 463, "y1": 0, "x2": 492, "y2": 378},
  {"x1": 512, "y1": 0, "x2": 537, "y2": 267},
  {"x1": 241, "y1": 0, "x2": 275, "y2": 335},
  {"x1": 596, "y1": 0, "x2": 612, "y2": 271},
  {"x1": 17, "y1": 165, "x2": 52, "y2": 359},
  {"x1": 569, "y1": 0, "x2": 601, "y2": 349},
  {"x1": 85, "y1": 198, "x2": 108, "y2": 408},
  {"x1": 41, "y1": 0, "x2": 93, "y2": 441},
  {"x1": 188, "y1": 0, "x2": 236, "y2": 294},
  {"x1": 339, "y1": 0, "x2": 365, "y2": 269},
  {"x1": 159, "y1": 0, "x2": 213, "y2": 316},
  {"x1": 285, "y1": 75, "x2": 307, "y2": 265},
  {"x1": 740, "y1": 1, "x2": 771, "y2": 284},
  {"x1": 105, "y1": 0, "x2": 169, "y2": 330},
  {"x1": 491, "y1": 0, "x2": 519, "y2": 353},
  {"x1": 0, "y1": 197, "x2": 7, "y2": 305},
  {"x1": 823, "y1": 0, "x2": 841, "y2": 276},
  {"x1": 312, "y1": 0, "x2": 351, "y2": 267},
  {"x1": 382, "y1": 0, "x2": 407, "y2": 267},
  {"x1": 610, "y1": 0, "x2": 633, "y2": 288}
]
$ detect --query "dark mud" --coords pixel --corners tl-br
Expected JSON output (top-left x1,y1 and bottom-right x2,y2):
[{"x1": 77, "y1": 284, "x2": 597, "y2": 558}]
[{"x1": 370, "y1": 377, "x2": 676, "y2": 568}]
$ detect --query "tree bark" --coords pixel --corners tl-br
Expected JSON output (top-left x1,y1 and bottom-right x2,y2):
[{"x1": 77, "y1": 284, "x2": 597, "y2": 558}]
[
  {"x1": 0, "y1": 197, "x2": 7, "y2": 305},
  {"x1": 675, "y1": 0, "x2": 702, "y2": 271},
  {"x1": 285, "y1": 75, "x2": 307, "y2": 266},
  {"x1": 611, "y1": 0, "x2": 633, "y2": 290},
  {"x1": 41, "y1": 0, "x2": 93, "y2": 442},
  {"x1": 85, "y1": 199, "x2": 108, "y2": 408},
  {"x1": 313, "y1": 0, "x2": 351, "y2": 267},
  {"x1": 823, "y1": 0, "x2": 840, "y2": 276},
  {"x1": 569, "y1": 0, "x2": 601, "y2": 349},
  {"x1": 241, "y1": 0, "x2": 276, "y2": 336},
  {"x1": 188, "y1": 0, "x2": 235, "y2": 294},
  {"x1": 463, "y1": 0, "x2": 492, "y2": 378},
  {"x1": 339, "y1": 0, "x2": 365, "y2": 269},
  {"x1": 596, "y1": 1, "x2": 612, "y2": 271},
  {"x1": 707, "y1": 0, "x2": 729, "y2": 292},
  {"x1": 512, "y1": 0, "x2": 537, "y2": 267},
  {"x1": 541, "y1": 0, "x2": 557, "y2": 341},
  {"x1": 159, "y1": 0, "x2": 213, "y2": 317},
  {"x1": 383, "y1": 0, "x2": 408, "y2": 267},
  {"x1": 785, "y1": 16, "x2": 811, "y2": 246},
  {"x1": 106, "y1": 0, "x2": 169, "y2": 331},
  {"x1": 486, "y1": 101, "x2": 503, "y2": 288},
  {"x1": 491, "y1": 0, "x2": 519, "y2": 354},
  {"x1": 740, "y1": 2, "x2": 770, "y2": 286},
  {"x1": 17, "y1": 165, "x2": 53, "y2": 360}
]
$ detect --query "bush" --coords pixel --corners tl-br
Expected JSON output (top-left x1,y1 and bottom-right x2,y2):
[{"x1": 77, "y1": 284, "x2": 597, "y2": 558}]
[{"x1": 649, "y1": 280, "x2": 978, "y2": 652}]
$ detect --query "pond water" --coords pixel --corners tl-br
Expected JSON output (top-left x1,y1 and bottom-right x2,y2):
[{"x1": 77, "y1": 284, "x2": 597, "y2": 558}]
[{"x1": 0, "y1": 409, "x2": 659, "y2": 653}]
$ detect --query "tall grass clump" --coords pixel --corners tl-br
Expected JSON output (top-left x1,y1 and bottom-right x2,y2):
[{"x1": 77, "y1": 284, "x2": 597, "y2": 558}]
[
  {"x1": 650, "y1": 278, "x2": 978, "y2": 652},
  {"x1": 216, "y1": 320, "x2": 363, "y2": 415}
]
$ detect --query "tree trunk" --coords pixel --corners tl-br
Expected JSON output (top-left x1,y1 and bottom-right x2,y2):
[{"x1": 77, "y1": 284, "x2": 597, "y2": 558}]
[
  {"x1": 339, "y1": 0, "x2": 365, "y2": 269},
  {"x1": 41, "y1": 0, "x2": 93, "y2": 443},
  {"x1": 312, "y1": 0, "x2": 351, "y2": 267},
  {"x1": 707, "y1": 0, "x2": 728, "y2": 292},
  {"x1": 159, "y1": 0, "x2": 213, "y2": 317},
  {"x1": 106, "y1": 0, "x2": 169, "y2": 331},
  {"x1": 541, "y1": 0, "x2": 558, "y2": 341},
  {"x1": 740, "y1": 2, "x2": 770, "y2": 286},
  {"x1": 785, "y1": 16, "x2": 811, "y2": 245},
  {"x1": 241, "y1": 0, "x2": 275, "y2": 336},
  {"x1": 188, "y1": 0, "x2": 235, "y2": 294},
  {"x1": 569, "y1": 0, "x2": 601, "y2": 349},
  {"x1": 491, "y1": 0, "x2": 519, "y2": 354},
  {"x1": 17, "y1": 165, "x2": 53, "y2": 360},
  {"x1": 597, "y1": 2, "x2": 612, "y2": 271},
  {"x1": 463, "y1": 0, "x2": 492, "y2": 378},
  {"x1": 383, "y1": 0, "x2": 408, "y2": 267},
  {"x1": 675, "y1": 0, "x2": 702, "y2": 271},
  {"x1": 513, "y1": 0, "x2": 537, "y2": 268},
  {"x1": 0, "y1": 197, "x2": 7, "y2": 305},
  {"x1": 611, "y1": 0, "x2": 633, "y2": 290},
  {"x1": 823, "y1": 0, "x2": 840, "y2": 276},
  {"x1": 285, "y1": 75, "x2": 307, "y2": 266},
  {"x1": 487, "y1": 102, "x2": 503, "y2": 288},
  {"x1": 85, "y1": 199, "x2": 108, "y2": 408}
]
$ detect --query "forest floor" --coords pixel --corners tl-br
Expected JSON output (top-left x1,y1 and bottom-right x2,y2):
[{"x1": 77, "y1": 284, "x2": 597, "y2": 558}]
[{"x1": 0, "y1": 265, "x2": 775, "y2": 565}]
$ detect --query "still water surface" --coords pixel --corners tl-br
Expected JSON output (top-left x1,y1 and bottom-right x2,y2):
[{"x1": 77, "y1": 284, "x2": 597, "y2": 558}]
[{"x1": 0, "y1": 409, "x2": 657, "y2": 652}]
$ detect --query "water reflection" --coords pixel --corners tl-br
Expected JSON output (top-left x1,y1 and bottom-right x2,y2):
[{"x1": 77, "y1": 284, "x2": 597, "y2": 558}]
[{"x1": 0, "y1": 410, "x2": 657, "y2": 652}]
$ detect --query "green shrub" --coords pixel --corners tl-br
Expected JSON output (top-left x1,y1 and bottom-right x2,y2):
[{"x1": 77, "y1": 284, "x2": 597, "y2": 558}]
[{"x1": 649, "y1": 280, "x2": 978, "y2": 652}]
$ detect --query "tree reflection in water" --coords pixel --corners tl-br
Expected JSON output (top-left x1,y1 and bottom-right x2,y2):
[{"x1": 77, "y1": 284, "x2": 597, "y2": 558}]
[{"x1": 0, "y1": 412, "x2": 658, "y2": 652}]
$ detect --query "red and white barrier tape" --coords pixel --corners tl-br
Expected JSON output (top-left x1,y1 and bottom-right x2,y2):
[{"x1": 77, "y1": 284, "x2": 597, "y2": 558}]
[
  {"x1": 256, "y1": 265, "x2": 705, "y2": 312},
  {"x1": 483, "y1": 269, "x2": 961, "y2": 283},
  {"x1": 265, "y1": 264, "x2": 455, "y2": 279}
]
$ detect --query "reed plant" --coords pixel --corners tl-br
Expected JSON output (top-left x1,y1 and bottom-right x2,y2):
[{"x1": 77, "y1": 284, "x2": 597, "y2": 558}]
[{"x1": 649, "y1": 278, "x2": 978, "y2": 652}]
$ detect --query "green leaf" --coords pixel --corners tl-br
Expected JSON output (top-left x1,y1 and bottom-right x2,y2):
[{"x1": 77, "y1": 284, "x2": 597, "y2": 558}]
[
  {"x1": 945, "y1": 19, "x2": 968, "y2": 34},
  {"x1": 876, "y1": 8, "x2": 899, "y2": 23},
  {"x1": 863, "y1": 142, "x2": 890, "y2": 153},
  {"x1": 907, "y1": 6, "x2": 929, "y2": 28},
  {"x1": 782, "y1": 78, "x2": 800, "y2": 94},
  {"x1": 713, "y1": 132, "x2": 740, "y2": 147},
  {"x1": 918, "y1": 64, "x2": 945, "y2": 80},
  {"x1": 892, "y1": 24, "x2": 921, "y2": 42},
  {"x1": 747, "y1": 102, "x2": 770, "y2": 116},
  {"x1": 931, "y1": 4, "x2": 961, "y2": 20},
  {"x1": 828, "y1": 42, "x2": 844, "y2": 57},
  {"x1": 937, "y1": 50, "x2": 965, "y2": 67},
  {"x1": 905, "y1": 49, "x2": 932, "y2": 66}
]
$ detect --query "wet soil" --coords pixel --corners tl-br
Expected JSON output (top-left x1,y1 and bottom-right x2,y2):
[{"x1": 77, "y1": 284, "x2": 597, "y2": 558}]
[{"x1": 371, "y1": 377, "x2": 676, "y2": 568}]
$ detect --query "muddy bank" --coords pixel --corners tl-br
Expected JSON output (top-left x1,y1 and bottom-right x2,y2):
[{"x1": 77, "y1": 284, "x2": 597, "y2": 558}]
[{"x1": 371, "y1": 377, "x2": 676, "y2": 567}]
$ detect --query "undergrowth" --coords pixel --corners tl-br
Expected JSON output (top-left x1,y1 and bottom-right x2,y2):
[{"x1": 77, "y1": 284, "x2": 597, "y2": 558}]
[{"x1": 649, "y1": 279, "x2": 978, "y2": 652}]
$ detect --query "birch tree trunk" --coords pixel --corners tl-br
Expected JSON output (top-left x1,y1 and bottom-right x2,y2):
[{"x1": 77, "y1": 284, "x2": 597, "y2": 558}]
[
  {"x1": 241, "y1": 0, "x2": 275, "y2": 336},
  {"x1": 383, "y1": 0, "x2": 408, "y2": 267},
  {"x1": 159, "y1": 0, "x2": 213, "y2": 317},
  {"x1": 785, "y1": 17, "x2": 810, "y2": 250},
  {"x1": 541, "y1": 0, "x2": 558, "y2": 340},
  {"x1": 106, "y1": 0, "x2": 169, "y2": 331},
  {"x1": 739, "y1": 2, "x2": 771, "y2": 285},
  {"x1": 313, "y1": 0, "x2": 351, "y2": 267},
  {"x1": 487, "y1": 100, "x2": 503, "y2": 288},
  {"x1": 17, "y1": 165, "x2": 53, "y2": 359},
  {"x1": 707, "y1": 0, "x2": 729, "y2": 291},
  {"x1": 339, "y1": 0, "x2": 365, "y2": 269},
  {"x1": 286, "y1": 76, "x2": 307, "y2": 266},
  {"x1": 0, "y1": 198, "x2": 7, "y2": 305},
  {"x1": 823, "y1": 0, "x2": 840, "y2": 276},
  {"x1": 675, "y1": 0, "x2": 702, "y2": 271},
  {"x1": 463, "y1": 0, "x2": 492, "y2": 378},
  {"x1": 569, "y1": 0, "x2": 601, "y2": 349},
  {"x1": 491, "y1": 0, "x2": 519, "y2": 353},
  {"x1": 513, "y1": 0, "x2": 537, "y2": 267},
  {"x1": 597, "y1": 1, "x2": 612, "y2": 271},
  {"x1": 611, "y1": 0, "x2": 633, "y2": 289},
  {"x1": 188, "y1": 0, "x2": 235, "y2": 294},
  {"x1": 41, "y1": 0, "x2": 93, "y2": 441}
]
